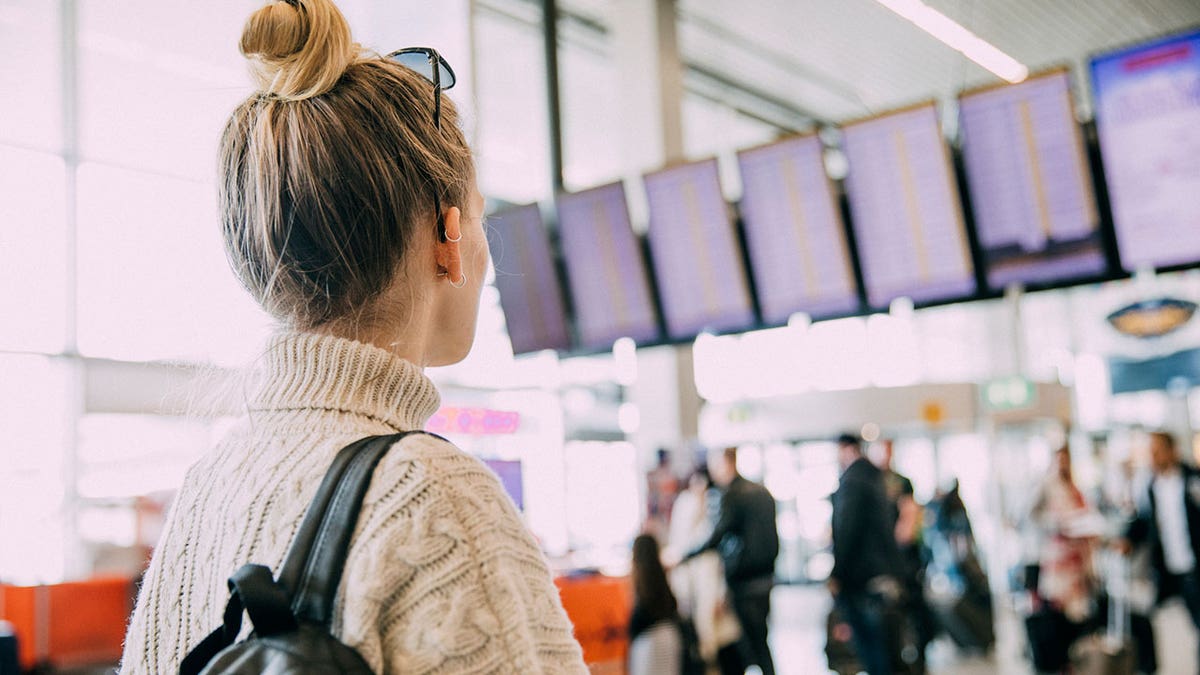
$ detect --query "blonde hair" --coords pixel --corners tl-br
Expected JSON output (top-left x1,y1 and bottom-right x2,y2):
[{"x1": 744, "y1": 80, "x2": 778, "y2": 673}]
[{"x1": 220, "y1": 0, "x2": 473, "y2": 330}]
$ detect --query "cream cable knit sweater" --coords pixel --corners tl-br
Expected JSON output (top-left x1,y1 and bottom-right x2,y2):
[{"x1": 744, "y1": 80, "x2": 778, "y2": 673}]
[{"x1": 120, "y1": 333, "x2": 587, "y2": 674}]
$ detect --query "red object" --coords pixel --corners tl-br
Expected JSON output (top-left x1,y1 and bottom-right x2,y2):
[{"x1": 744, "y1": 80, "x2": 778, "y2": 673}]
[
  {"x1": 555, "y1": 574, "x2": 632, "y2": 673},
  {"x1": 1122, "y1": 43, "x2": 1192, "y2": 71},
  {"x1": 0, "y1": 576, "x2": 134, "y2": 670}
]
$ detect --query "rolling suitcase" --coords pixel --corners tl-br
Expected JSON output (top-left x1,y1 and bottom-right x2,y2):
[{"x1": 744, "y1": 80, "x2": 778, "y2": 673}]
[{"x1": 1071, "y1": 552, "x2": 1136, "y2": 675}]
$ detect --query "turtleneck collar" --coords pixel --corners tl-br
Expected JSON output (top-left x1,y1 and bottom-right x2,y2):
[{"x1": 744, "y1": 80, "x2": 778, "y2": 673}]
[{"x1": 248, "y1": 332, "x2": 441, "y2": 431}]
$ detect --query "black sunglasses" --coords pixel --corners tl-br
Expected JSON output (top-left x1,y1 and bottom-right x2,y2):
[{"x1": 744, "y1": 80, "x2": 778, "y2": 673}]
[
  {"x1": 387, "y1": 47, "x2": 458, "y2": 241},
  {"x1": 388, "y1": 47, "x2": 457, "y2": 130}
]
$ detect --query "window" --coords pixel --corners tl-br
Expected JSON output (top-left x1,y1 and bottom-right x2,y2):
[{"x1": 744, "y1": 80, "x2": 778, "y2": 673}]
[
  {"x1": 75, "y1": 163, "x2": 272, "y2": 365},
  {"x1": 0, "y1": 146, "x2": 68, "y2": 353},
  {"x1": 559, "y1": 27, "x2": 624, "y2": 190},
  {"x1": 473, "y1": 6, "x2": 551, "y2": 203},
  {"x1": 77, "y1": 0, "x2": 252, "y2": 180},
  {"x1": 0, "y1": 355, "x2": 71, "y2": 583},
  {"x1": 0, "y1": 1, "x2": 61, "y2": 151}
]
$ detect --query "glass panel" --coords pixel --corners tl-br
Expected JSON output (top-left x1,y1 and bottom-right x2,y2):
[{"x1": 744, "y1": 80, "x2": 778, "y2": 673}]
[
  {"x1": 559, "y1": 31, "x2": 623, "y2": 190},
  {"x1": 0, "y1": 146, "x2": 68, "y2": 353},
  {"x1": 75, "y1": 162, "x2": 273, "y2": 365},
  {"x1": 473, "y1": 7, "x2": 551, "y2": 203},
  {"x1": 683, "y1": 93, "x2": 779, "y2": 200},
  {"x1": 564, "y1": 440, "x2": 640, "y2": 569},
  {"x1": 77, "y1": 414, "x2": 217, "y2": 500},
  {"x1": 0, "y1": 1, "x2": 61, "y2": 150},
  {"x1": 0, "y1": 354, "x2": 70, "y2": 584},
  {"x1": 76, "y1": 0, "x2": 255, "y2": 180}
]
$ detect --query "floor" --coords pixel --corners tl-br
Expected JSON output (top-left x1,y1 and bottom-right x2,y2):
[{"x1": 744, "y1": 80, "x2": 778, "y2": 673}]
[{"x1": 767, "y1": 584, "x2": 1199, "y2": 675}]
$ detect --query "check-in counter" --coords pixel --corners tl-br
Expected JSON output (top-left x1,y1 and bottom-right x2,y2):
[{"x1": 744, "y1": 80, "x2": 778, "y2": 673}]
[
  {"x1": 0, "y1": 576, "x2": 135, "y2": 671},
  {"x1": 555, "y1": 573, "x2": 632, "y2": 674}
]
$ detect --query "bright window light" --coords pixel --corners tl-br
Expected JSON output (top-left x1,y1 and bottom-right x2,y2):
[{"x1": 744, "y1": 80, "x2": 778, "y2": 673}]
[
  {"x1": 0, "y1": 354, "x2": 71, "y2": 584},
  {"x1": 0, "y1": 146, "x2": 67, "y2": 353},
  {"x1": 873, "y1": 0, "x2": 1028, "y2": 83},
  {"x1": 75, "y1": 162, "x2": 272, "y2": 366}
]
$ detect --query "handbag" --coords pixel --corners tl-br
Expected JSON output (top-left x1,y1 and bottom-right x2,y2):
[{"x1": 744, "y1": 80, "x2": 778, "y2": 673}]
[{"x1": 179, "y1": 432, "x2": 430, "y2": 674}]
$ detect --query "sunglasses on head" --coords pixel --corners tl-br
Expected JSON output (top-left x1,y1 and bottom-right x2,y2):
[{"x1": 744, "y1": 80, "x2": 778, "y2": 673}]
[
  {"x1": 387, "y1": 47, "x2": 458, "y2": 242},
  {"x1": 388, "y1": 47, "x2": 457, "y2": 130}
]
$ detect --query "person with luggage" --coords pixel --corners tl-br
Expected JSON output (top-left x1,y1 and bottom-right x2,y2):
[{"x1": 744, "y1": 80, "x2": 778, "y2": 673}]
[
  {"x1": 682, "y1": 448, "x2": 780, "y2": 675},
  {"x1": 1027, "y1": 443, "x2": 1099, "y2": 673},
  {"x1": 873, "y1": 439, "x2": 935, "y2": 664},
  {"x1": 119, "y1": 1, "x2": 587, "y2": 672},
  {"x1": 830, "y1": 433, "x2": 903, "y2": 675},
  {"x1": 924, "y1": 480, "x2": 995, "y2": 654},
  {"x1": 1120, "y1": 431, "x2": 1200, "y2": 671},
  {"x1": 666, "y1": 467, "x2": 744, "y2": 674}
]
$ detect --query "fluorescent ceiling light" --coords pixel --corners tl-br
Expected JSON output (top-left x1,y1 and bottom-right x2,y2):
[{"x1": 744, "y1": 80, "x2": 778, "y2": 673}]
[{"x1": 873, "y1": 0, "x2": 1029, "y2": 83}]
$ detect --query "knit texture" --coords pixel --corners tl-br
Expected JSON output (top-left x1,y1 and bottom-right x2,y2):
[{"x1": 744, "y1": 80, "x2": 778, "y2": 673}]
[{"x1": 120, "y1": 332, "x2": 587, "y2": 674}]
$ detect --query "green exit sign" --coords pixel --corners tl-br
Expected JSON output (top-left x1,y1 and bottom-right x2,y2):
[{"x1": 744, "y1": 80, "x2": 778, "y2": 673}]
[{"x1": 983, "y1": 376, "x2": 1036, "y2": 411}]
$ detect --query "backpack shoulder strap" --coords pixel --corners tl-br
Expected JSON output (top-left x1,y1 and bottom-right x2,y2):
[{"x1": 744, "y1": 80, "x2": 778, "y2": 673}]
[
  {"x1": 283, "y1": 431, "x2": 436, "y2": 626},
  {"x1": 178, "y1": 431, "x2": 438, "y2": 674}
]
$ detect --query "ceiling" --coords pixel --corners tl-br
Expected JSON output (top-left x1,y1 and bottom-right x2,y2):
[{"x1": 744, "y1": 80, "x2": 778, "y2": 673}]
[{"x1": 563, "y1": 0, "x2": 1200, "y2": 128}]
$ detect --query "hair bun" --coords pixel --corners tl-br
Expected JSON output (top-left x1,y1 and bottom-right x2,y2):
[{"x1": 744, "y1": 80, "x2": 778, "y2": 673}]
[{"x1": 239, "y1": 0, "x2": 357, "y2": 101}]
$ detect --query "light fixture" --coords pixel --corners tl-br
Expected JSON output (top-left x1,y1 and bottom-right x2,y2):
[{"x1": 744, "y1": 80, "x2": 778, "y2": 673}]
[{"x1": 872, "y1": 0, "x2": 1029, "y2": 83}]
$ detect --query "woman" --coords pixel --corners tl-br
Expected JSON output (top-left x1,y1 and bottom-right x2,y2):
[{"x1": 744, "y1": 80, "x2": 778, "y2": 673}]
[
  {"x1": 666, "y1": 468, "x2": 742, "y2": 674},
  {"x1": 1026, "y1": 444, "x2": 1098, "y2": 673},
  {"x1": 119, "y1": 1, "x2": 586, "y2": 672},
  {"x1": 629, "y1": 534, "x2": 684, "y2": 675},
  {"x1": 1032, "y1": 444, "x2": 1097, "y2": 622}
]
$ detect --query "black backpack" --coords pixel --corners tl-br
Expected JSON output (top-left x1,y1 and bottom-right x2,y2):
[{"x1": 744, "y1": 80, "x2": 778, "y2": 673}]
[{"x1": 179, "y1": 432, "x2": 431, "y2": 675}]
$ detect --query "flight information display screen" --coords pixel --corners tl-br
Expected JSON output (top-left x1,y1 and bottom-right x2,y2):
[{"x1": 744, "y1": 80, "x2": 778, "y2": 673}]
[
  {"x1": 960, "y1": 70, "x2": 1106, "y2": 289},
  {"x1": 487, "y1": 203, "x2": 573, "y2": 354},
  {"x1": 841, "y1": 103, "x2": 976, "y2": 308},
  {"x1": 737, "y1": 135, "x2": 860, "y2": 324},
  {"x1": 1091, "y1": 29, "x2": 1200, "y2": 271},
  {"x1": 483, "y1": 459, "x2": 524, "y2": 511},
  {"x1": 556, "y1": 182, "x2": 662, "y2": 350},
  {"x1": 643, "y1": 159, "x2": 757, "y2": 339}
]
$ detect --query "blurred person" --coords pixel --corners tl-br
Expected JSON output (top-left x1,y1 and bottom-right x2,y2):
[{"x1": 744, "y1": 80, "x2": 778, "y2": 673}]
[
  {"x1": 924, "y1": 481, "x2": 995, "y2": 654},
  {"x1": 1026, "y1": 444, "x2": 1098, "y2": 673},
  {"x1": 872, "y1": 439, "x2": 934, "y2": 665},
  {"x1": 629, "y1": 534, "x2": 684, "y2": 675},
  {"x1": 830, "y1": 433, "x2": 902, "y2": 675},
  {"x1": 682, "y1": 447, "x2": 779, "y2": 675},
  {"x1": 647, "y1": 448, "x2": 682, "y2": 541},
  {"x1": 667, "y1": 467, "x2": 743, "y2": 674},
  {"x1": 1122, "y1": 431, "x2": 1200, "y2": 669},
  {"x1": 118, "y1": 1, "x2": 586, "y2": 672},
  {"x1": 1030, "y1": 444, "x2": 1097, "y2": 623}
]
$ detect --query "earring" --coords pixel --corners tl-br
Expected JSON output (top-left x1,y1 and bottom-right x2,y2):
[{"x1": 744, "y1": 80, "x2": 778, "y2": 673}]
[
  {"x1": 450, "y1": 271, "x2": 467, "y2": 289},
  {"x1": 446, "y1": 231, "x2": 463, "y2": 243}
]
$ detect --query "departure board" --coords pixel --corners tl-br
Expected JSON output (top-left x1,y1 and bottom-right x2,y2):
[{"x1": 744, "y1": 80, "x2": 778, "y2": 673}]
[
  {"x1": 557, "y1": 183, "x2": 662, "y2": 350},
  {"x1": 1092, "y1": 29, "x2": 1200, "y2": 271},
  {"x1": 738, "y1": 135, "x2": 860, "y2": 324},
  {"x1": 643, "y1": 159, "x2": 757, "y2": 340},
  {"x1": 842, "y1": 103, "x2": 976, "y2": 308},
  {"x1": 487, "y1": 204, "x2": 573, "y2": 355},
  {"x1": 960, "y1": 70, "x2": 1106, "y2": 289}
]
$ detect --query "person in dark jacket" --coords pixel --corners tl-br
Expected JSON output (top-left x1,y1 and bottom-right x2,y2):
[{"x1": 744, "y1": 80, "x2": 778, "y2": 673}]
[
  {"x1": 830, "y1": 433, "x2": 902, "y2": 675},
  {"x1": 1123, "y1": 431, "x2": 1200, "y2": 668},
  {"x1": 684, "y1": 447, "x2": 779, "y2": 675}
]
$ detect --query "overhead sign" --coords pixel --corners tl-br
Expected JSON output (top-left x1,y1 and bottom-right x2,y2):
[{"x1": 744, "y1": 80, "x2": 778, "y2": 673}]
[
  {"x1": 426, "y1": 407, "x2": 521, "y2": 435},
  {"x1": 982, "y1": 376, "x2": 1037, "y2": 411},
  {"x1": 1107, "y1": 298, "x2": 1197, "y2": 339}
]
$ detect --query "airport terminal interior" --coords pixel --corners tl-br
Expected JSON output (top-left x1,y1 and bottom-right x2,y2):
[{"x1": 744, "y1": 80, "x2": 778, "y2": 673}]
[{"x1": 3, "y1": 0, "x2": 1200, "y2": 673}]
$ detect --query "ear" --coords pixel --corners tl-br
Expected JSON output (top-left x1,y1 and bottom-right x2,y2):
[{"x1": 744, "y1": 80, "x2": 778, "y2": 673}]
[{"x1": 435, "y1": 206, "x2": 463, "y2": 283}]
